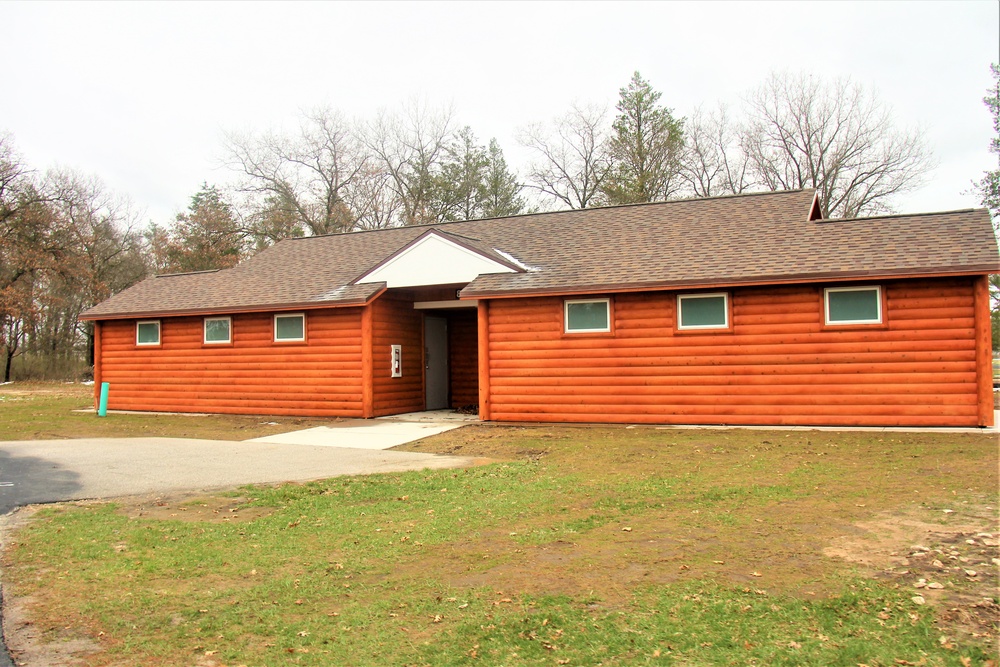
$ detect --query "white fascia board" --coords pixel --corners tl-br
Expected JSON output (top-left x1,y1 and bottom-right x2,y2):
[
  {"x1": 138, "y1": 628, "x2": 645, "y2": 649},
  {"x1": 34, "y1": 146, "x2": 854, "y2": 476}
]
[{"x1": 356, "y1": 233, "x2": 516, "y2": 288}]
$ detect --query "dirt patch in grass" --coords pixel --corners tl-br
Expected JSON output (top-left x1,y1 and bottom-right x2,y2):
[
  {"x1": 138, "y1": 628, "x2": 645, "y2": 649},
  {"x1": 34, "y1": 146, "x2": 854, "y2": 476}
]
[
  {"x1": 824, "y1": 503, "x2": 1000, "y2": 646},
  {"x1": 0, "y1": 507, "x2": 102, "y2": 666},
  {"x1": 5, "y1": 594, "x2": 101, "y2": 667},
  {"x1": 0, "y1": 383, "x2": 95, "y2": 398},
  {"x1": 116, "y1": 493, "x2": 277, "y2": 524}
]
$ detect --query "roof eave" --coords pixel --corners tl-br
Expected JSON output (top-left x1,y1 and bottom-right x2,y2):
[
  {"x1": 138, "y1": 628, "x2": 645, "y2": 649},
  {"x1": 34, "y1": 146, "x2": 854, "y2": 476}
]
[
  {"x1": 460, "y1": 266, "x2": 1000, "y2": 300},
  {"x1": 79, "y1": 286, "x2": 388, "y2": 322}
]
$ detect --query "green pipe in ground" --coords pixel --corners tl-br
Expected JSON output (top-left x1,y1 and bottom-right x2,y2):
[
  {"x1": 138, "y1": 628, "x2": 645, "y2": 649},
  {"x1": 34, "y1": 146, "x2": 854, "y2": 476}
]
[{"x1": 98, "y1": 382, "x2": 109, "y2": 417}]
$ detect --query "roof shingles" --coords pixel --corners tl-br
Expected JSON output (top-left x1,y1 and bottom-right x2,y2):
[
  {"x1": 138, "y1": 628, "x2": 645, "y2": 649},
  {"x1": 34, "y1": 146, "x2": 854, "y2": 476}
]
[{"x1": 81, "y1": 190, "x2": 999, "y2": 319}]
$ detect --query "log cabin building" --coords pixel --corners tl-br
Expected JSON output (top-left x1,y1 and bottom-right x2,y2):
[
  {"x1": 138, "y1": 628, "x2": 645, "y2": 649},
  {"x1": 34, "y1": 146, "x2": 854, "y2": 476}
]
[{"x1": 80, "y1": 189, "x2": 1000, "y2": 428}]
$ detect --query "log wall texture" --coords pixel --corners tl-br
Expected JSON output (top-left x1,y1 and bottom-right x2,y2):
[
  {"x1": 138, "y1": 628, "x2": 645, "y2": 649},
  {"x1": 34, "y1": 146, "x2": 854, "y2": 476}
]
[
  {"x1": 372, "y1": 295, "x2": 425, "y2": 416},
  {"x1": 483, "y1": 279, "x2": 986, "y2": 427},
  {"x1": 447, "y1": 310, "x2": 479, "y2": 409},
  {"x1": 99, "y1": 309, "x2": 365, "y2": 417}
]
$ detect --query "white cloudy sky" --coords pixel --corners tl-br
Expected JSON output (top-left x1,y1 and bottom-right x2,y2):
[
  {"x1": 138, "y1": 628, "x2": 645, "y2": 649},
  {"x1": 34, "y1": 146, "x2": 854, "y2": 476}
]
[{"x1": 2, "y1": 1, "x2": 998, "y2": 224}]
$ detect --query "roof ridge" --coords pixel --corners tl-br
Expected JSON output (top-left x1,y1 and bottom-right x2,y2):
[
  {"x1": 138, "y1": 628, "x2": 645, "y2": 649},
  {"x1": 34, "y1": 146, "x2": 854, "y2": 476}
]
[
  {"x1": 284, "y1": 189, "x2": 817, "y2": 242},
  {"x1": 435, "y1": 229, "x2": 484, "y2": 243},
  {"x1": 155, "y1": 269, "x2": 221, "y2": 278},
  {"x1": 815, "y1": 208, "x2": 985, "y2": 224}
]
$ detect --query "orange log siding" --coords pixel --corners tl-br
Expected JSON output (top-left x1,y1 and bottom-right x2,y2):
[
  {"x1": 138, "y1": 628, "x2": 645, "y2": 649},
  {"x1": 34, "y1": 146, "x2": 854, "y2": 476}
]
[
  {"x1": 371, "y1": 294, "x2": 424, "y2": 417},
  {"x1": 447, "y1": 310, "x2": 479, "y2": 409},
  {"x1": 482, "y1": 279, "x2": 986, "y2": 427},
  {"x1": 478, "y1": 300, "x2": 491, "y2": 421},
  {"x1": 92, "y1": 320, "x2": 103, "y2": 408},
  {"x1": 973, "y1": 275, "x2": 994, "y2": 427},
  {"x1": 98, "y1": 309, "x2": 365, "y2": 417}
]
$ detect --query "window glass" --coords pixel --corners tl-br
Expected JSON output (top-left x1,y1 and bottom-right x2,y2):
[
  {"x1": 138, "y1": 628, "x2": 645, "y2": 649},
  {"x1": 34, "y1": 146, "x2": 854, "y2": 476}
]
[
  {"x1": 826, "y1": 287, "x2": 881, "y2": 324},
  {"x1": 678, "y1": 294, "x2": 728, "y2": 329},
  {"x1": 274, "y1": 314, "x2": 305, "y2": 341},
  {"x1": 565, "y1": 300, "x2": 610, "y2": 332},
  {"x1": 204, "y1": 317, "x2": 231, "y2": 344},
  {"x1": 136, "y1": 320, "x2": 160, "y2": 345}
]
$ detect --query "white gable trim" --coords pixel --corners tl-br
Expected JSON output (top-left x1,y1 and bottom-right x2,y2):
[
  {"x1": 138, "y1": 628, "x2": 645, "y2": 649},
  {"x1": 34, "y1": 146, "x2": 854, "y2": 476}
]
[{"x1": 355, "y1": 232, "x2": 518, "y2": 288}]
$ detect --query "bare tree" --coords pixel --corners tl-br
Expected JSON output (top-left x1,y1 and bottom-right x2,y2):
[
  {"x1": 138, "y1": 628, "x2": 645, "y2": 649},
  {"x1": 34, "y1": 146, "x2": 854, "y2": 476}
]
[
  {"x1": 518, "y1": 103, "x2": 612, "y2": 209},
  {"x1": 0, "y1": 132, "x2": 34, "y2": 228},
  {"x1": 223, "y1": 107, "x2": 370, "y2": 237},
  {"x1": 348, "y1": 163, "x2": 403, "y2": 231},
  {"x1": 364, "y1": 100, "x2": 457, "y2": 226},
  {"x1": 1, "y1": 137, "x2": 149, "y2": 380},
  {"x1": 44, "y1": 169, "x2": 147, "y2": 369},
  {"x1": 681, "y1": 105, "x2": 753, "y2": 198},
  {"x1": 741, "y1": 72, "x2": 933, "y2": 218},
  {"x1": 0, "y1": 134, "x2": 53, "y2": 380},
  {"x1": 48, "y1": 169, "x2": 147, "y2": 302}
]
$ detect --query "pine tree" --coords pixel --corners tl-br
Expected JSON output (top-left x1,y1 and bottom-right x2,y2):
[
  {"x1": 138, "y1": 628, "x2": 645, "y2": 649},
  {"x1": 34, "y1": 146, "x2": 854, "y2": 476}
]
[
  {"x1": 601, "y1": 72, "x2": 685, "y2": 205},
  {"x1": 166, "y1": 183, "x2": 243, "y2": 272},
  {"x1": 480, "y1": 140, "x2": 526, "y2": 218}
]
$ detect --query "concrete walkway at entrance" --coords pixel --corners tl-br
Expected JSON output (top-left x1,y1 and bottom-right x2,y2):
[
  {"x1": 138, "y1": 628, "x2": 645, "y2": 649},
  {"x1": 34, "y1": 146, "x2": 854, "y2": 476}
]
[{"x1": 246, "y1": 410, "x2": 478, "y2": 449}]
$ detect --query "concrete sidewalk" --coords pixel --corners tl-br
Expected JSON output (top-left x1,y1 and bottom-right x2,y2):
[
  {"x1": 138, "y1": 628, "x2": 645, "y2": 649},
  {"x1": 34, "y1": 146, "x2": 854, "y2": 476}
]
[
  {"x1": 0, "y1": 437, "x2": 476, "y2": 512},
  {"x1": 246, "y1": 410, "x2": 477, "y2": 449}
]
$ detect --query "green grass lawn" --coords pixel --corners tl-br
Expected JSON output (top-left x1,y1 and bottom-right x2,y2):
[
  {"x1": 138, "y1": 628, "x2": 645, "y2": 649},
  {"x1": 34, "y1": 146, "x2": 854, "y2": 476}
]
[
  {"x1": 0, "y1": 383, "x2": 333, "y2": 441},
  {"x1": 2, "y1": 385, "x2": 998, "y2": 666}
]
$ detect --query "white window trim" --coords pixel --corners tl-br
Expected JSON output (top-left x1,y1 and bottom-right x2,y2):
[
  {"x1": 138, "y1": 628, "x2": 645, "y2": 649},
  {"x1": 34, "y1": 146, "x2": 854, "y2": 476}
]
[
  {"x1": 273, "y1": 312, "x2": 306, "y2": 342},
  {"x1": 564, "y1": 298, "x2": 611, "y2": 333},
  {"x1": 824, "y1": 286, "x2": 883, "y2": 325},
  {"x1": 136, "y1": 319, "x2": 161, "y2": 346},
  {"x1": 204, "y1": 316, "x2": 232, "y2": 344},
  {"x1": 677, "y1": 293, "x2": 730, "y2": 330}
]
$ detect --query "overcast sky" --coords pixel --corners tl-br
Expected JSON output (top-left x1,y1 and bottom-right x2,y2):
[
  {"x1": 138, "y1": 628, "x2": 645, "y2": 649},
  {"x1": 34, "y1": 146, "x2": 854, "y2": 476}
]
[{"x1": 2, "y1": 1, "x2": 998, "y2": 225}]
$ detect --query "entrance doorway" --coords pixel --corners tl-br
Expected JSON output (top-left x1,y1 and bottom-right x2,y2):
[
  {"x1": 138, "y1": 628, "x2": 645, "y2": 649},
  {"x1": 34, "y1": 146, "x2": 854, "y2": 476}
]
[{"x1": 424, "y1": 316, "x2": 449, "y2": 410}]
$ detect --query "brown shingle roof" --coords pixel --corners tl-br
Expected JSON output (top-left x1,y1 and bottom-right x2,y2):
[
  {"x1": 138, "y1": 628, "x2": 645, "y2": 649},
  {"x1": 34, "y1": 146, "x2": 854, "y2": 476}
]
[{"x1": 80, "y1": 189, "x2": 1000, "y2": 320}]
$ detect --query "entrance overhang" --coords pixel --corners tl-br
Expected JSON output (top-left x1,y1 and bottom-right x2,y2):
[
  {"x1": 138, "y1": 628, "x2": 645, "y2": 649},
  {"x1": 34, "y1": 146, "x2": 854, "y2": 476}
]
[{"x1": 414, "y1": 300, "x2": 479, "y2": 310}]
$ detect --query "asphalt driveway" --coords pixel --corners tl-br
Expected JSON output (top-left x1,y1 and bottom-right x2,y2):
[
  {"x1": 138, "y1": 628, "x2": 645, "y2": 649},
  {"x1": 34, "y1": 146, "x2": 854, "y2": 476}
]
[{"x1": 0, "y1": 436, "x2": 475, "y2": 515}]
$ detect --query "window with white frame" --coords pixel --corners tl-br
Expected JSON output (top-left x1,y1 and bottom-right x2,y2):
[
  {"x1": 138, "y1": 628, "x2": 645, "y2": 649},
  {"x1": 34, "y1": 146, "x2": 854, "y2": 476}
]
[
  {"x1": 204, "y1": 316, "x2": 232, "y2": 344},
  {"x1": 136, "y1": 320, "x2": 161, "y2": 345},
  {"x1": 825, "y1": 286, "x2": 882, "y2": 325},
  {"x1": 677, "y1": 293, "x2": 729, "y2": 330},
  {"x1": 564, "y1": 298, "x2": 611, "y2": 333},
  {"x1": 274, "y1": 313, "x2": 306, "y2": 341}
]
